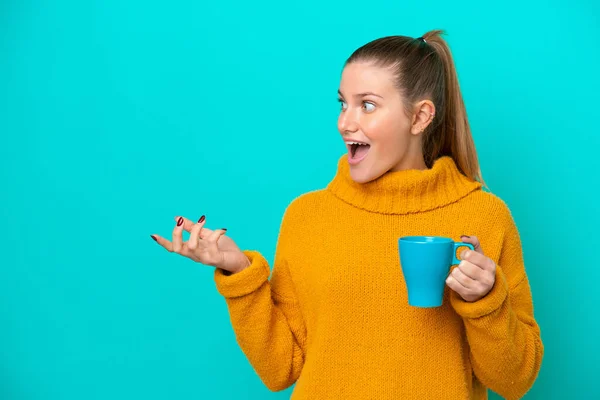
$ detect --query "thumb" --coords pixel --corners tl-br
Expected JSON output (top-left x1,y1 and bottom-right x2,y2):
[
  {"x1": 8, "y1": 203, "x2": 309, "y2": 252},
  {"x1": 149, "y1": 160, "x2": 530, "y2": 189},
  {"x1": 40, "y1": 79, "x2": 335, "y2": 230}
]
[{"x1": 460, "y1": 235, "x2": 484, "y2": 254}]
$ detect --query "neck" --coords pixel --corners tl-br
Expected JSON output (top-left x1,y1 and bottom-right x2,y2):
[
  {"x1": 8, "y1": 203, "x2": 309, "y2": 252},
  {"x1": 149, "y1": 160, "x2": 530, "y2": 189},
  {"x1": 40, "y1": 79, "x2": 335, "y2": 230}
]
[{"x1": 389, "y1": 152, "x2": 427, "y2": 172}]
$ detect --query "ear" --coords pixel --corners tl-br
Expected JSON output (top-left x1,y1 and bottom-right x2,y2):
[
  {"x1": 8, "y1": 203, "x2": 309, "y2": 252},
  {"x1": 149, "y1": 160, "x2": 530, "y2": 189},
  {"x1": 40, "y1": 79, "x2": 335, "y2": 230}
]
[{"x1": 410, "y1": 100, "x2": 436, "y2": 135}]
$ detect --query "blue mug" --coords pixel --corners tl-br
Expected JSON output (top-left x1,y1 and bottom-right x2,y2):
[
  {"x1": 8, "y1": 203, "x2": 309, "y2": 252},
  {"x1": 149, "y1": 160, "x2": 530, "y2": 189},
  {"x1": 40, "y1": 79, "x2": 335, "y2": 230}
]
[{"x1": 398, "y1": 236, "x2": 474, "y2": 308}]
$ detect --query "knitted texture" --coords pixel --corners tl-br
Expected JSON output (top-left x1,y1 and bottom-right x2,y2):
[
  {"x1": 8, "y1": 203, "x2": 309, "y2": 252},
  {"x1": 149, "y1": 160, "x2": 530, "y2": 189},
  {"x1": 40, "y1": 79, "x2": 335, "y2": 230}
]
[{"x1": 214, "y1": 154, "x2": 544, "y2": 399}]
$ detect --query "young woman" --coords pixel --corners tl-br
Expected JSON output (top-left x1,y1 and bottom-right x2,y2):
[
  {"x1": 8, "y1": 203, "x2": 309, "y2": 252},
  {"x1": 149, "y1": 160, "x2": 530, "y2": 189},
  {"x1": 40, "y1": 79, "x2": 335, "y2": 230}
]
[{"x1": 151, "y1": 29, "x2": 544, "y2": 399}]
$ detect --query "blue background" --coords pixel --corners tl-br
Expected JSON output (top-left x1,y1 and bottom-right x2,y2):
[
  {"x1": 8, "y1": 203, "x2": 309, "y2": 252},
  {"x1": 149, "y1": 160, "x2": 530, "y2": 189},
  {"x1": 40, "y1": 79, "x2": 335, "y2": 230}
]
[{"x1": 1, "y1": 0, "x2": 598, "y2": 398}]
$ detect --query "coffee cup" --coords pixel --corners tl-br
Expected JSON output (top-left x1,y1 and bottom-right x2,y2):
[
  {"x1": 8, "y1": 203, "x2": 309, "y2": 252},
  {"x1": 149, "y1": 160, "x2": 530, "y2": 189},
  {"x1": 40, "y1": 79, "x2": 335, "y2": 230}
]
[{"x1": 398, "y1": 236, "x2": 474, "y2": 307}]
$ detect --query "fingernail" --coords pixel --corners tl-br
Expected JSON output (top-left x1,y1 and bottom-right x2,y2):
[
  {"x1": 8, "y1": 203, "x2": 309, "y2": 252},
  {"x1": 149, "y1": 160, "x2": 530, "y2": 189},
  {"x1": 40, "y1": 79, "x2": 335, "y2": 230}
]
[
  {"x1": 177, "y1": 217, "x2": 183, "y2": 226},
  {"x1": 198, "y1": 215, "x2": 205, "y2": 223},
  {"x1": 150, "y1": 235, "x2": 157, "y2": 242},
  {"x1": 221, "y1": 228, "x2": 227, "y2": 231},
  {"x1": 461, "y1": 235, "x2": 470, "y2": 239}
]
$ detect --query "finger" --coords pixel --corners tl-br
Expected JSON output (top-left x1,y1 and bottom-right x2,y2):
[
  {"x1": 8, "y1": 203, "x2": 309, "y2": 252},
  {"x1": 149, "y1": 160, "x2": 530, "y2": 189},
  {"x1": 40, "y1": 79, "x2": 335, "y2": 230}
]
[
  {"x1": 172, "y1": 216, "x2": 185, "y2": 253},
  {"x1": 460, "y1": 235, "x2": 484, "y2": 254},
  {"x1": 446, "y1": 273, "x2": 467, "y2": 294},
  {"x1": 188, "y1": 216, "x2": 207, "y2": 250},
  {"x1": 174, "y1": 215, "x2": 215, "y2": 237},
  {"x1": 174, "y1": 215, "x2": 197, "y2": 232},
  {"x1": 151, "y1": 232, "x2": 195, "y2": 259},
  {"x1": 150, "y1": 234, "x2": 174, "y2": 252},
  {"x1": 447, "y1": 266, "x2": 475, "y2": 290},
  {"x1": 207, "y1": 228, "x2": 227, "y2": 243},
  {"x1": 456, "y1": 260, "x2": 484, "y2": 281},
  {"x1": 174, "y1": 215, "x2": 207, "y2": 233},
  {"x1": 460, "y1": 249, "x2": 495, "y2": 272}
]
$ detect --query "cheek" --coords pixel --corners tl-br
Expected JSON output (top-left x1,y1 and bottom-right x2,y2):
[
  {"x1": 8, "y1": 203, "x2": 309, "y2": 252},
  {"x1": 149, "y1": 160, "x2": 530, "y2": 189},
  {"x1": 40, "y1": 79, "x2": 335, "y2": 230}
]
[{"x1": 363, "y1": 111, "x2": 408, "y2": 143}]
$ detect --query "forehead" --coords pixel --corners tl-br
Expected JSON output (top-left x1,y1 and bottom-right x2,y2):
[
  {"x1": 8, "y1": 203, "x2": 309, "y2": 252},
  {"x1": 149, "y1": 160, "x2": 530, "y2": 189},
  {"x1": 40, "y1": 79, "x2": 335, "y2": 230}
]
[{"x1": 339, "y1": 61, "x2": 397, "y2": 96}]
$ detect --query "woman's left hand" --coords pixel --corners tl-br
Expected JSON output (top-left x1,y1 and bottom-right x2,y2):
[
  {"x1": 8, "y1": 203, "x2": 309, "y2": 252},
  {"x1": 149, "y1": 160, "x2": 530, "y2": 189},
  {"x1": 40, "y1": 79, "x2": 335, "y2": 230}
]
[{"x1": 446, "y1": 235, "x2": 496, "y2": 302}]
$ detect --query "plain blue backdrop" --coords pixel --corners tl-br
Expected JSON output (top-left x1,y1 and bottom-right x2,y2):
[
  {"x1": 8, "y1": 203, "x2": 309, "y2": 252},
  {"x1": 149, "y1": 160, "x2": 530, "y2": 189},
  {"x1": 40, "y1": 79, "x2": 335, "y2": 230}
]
[{"x1": 1, "y1": 0, "x2": 598, "y2": 398}]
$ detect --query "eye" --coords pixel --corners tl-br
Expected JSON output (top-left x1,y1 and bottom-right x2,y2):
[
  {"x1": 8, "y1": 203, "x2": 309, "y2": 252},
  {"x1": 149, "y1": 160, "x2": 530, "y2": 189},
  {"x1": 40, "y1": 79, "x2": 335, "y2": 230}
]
[
  {"x1": 338, "y1": 98, "x2": 348, "y2": 111},
  {"x1": 362, "y1": 101, "x2": 375, "y2": 112}
]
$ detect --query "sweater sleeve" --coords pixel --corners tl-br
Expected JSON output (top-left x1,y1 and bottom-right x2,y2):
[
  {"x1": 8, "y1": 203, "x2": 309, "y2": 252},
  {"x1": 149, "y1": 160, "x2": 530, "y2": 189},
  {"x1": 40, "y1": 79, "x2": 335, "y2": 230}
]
[
  {"x1": 449, "y1": 207, "x2": 544, "y2": 400},
  {"x1": 212, "y1": 206, "x2": 307, "y2": 392}
]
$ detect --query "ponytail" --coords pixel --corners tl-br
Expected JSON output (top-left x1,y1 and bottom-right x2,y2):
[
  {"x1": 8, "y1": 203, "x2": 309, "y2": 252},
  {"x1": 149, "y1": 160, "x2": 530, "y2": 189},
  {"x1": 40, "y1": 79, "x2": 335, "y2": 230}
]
[{"x1": 422, "y1": 30, "x2": 486, "y2": 188}]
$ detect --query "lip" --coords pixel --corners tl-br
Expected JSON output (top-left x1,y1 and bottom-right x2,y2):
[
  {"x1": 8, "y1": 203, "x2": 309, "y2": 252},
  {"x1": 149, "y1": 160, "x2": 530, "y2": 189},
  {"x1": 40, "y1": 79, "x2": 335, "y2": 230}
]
[
  {"x1": 347, "y1": 142, "x2": 370, "y2": 165},
  {"x1": 344, "y1": 139, "x2": 370, "y2": 145}
]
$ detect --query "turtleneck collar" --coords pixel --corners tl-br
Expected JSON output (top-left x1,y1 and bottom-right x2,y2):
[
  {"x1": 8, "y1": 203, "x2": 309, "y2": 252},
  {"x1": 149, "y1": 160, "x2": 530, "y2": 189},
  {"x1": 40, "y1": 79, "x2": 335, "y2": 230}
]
[{"x1": 326, "y1": 154, "x2": 482, "y2": 215}]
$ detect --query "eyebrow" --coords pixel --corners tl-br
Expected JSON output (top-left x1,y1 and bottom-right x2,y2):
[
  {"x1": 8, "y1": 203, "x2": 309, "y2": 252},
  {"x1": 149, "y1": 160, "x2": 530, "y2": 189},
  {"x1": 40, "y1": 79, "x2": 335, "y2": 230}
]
[{"x1": 338, "y1": 89, "x2": 384, "y2": 99}]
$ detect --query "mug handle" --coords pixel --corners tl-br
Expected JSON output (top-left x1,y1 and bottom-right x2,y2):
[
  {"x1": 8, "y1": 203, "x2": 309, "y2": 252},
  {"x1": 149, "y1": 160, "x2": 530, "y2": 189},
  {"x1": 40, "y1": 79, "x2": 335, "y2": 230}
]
[{"x1": 452, "y1": 242, "x2": 475, "y2": 265}]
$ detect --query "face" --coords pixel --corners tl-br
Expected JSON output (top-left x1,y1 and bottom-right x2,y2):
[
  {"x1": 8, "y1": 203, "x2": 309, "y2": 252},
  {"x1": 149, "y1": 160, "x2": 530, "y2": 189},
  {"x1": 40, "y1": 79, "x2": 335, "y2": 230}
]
[{"x1": 337, "y1": 61, "x2": 433, "y2": 183}]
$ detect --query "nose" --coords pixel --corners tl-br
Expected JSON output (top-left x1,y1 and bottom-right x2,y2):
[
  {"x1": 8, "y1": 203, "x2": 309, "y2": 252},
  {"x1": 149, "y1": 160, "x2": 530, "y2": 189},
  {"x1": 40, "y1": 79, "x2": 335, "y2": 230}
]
[{"x1": 338, "y1": 111, "x2": 359, "y2": 135}]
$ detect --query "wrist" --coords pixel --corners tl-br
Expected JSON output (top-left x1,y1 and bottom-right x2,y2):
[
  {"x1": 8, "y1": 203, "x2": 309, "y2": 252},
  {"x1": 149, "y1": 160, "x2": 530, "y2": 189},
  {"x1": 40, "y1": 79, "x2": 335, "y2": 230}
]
[{"x1": 222, "y1": 255, "x2": 251, "y2": 276}]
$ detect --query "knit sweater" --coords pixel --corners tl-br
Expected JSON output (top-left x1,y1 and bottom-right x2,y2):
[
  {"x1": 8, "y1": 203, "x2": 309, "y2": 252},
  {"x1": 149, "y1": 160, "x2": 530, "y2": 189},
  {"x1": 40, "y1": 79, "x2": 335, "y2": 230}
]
[{"x1": 213, "y1": 154, "x2": 544, "y2": 400}]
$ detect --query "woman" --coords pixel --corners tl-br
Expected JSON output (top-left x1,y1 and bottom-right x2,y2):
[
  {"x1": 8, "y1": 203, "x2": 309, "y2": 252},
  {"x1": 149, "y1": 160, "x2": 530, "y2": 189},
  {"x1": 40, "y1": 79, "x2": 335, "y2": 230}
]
[{"x1": 151, "y1": 29, "x2": 544, "y2": 399}]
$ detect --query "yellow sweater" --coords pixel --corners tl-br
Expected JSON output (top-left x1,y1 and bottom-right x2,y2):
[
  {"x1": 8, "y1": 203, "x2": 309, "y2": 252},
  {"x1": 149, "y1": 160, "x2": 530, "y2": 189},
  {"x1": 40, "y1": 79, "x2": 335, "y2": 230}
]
[{"x1": 214, "y1": 154, "x2": 544, "y2": 399}]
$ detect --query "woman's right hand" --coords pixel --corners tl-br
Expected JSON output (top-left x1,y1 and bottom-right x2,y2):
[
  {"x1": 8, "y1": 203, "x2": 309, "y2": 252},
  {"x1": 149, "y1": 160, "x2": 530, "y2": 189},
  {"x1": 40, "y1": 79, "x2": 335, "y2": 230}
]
[{"x1": 150, "y1": 215, "x2": 251, "y2": 274}]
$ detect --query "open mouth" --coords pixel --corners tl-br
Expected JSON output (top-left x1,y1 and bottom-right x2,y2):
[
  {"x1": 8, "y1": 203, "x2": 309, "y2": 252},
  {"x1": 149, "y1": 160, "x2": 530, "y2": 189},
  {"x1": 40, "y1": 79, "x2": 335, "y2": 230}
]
[{"x1": 348, "y1": 142, "x2": 371, "y2": 160}]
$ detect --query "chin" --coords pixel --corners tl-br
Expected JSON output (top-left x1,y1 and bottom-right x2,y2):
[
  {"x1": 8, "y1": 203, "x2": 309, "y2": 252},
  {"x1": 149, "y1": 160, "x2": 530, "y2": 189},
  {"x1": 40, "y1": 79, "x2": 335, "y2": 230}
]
[
  {"x1": 350, "y1": 174, "x2": 372, "y2": 184},
  {"x1": 349, "y1": 164, "x2": 385, "y2": 184}
]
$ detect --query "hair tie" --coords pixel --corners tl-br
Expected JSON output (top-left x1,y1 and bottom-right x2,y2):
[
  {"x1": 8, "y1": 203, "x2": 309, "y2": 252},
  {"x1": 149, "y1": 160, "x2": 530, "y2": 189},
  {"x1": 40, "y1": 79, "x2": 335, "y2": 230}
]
[{"x1": 419, "y1": 37, "x2": 427, "y2": 43}]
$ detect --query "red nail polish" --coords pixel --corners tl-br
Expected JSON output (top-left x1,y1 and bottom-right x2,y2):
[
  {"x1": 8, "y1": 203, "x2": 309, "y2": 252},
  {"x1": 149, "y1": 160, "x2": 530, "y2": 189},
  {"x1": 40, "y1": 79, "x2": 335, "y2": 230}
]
[
  {"x1": 177, "y1": 217, "x2": 183, "y2": 226},
  {"x1": 198, "y1": 215, "x2": 205, "y2": 223},
  {"x1": 150, "y1": 235, "x2": 157, "y2": 241}
]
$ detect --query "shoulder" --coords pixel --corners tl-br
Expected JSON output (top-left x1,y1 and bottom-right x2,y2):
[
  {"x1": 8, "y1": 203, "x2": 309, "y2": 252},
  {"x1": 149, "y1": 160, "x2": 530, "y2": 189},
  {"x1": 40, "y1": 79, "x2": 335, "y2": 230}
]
[
  {"x1": 466, "y1": 188, "x2": 518, "y2": 229},
  {"x1": 277, "y1": 189, "x2": 331, "y2": 232},
  {"x1": 272, "y1": 190, "x2": 329, "y2": 252},
  {"x1": 283, "y1": 189, "x2": 329, "y2": 217}
]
